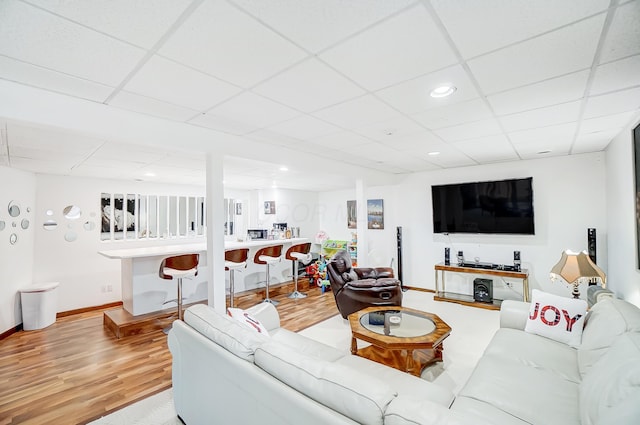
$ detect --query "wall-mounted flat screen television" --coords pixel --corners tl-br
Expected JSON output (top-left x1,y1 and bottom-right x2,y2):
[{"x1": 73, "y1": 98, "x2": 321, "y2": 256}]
[{"x1": 432, "y1": 177, "x2": 534, "y2": 235}]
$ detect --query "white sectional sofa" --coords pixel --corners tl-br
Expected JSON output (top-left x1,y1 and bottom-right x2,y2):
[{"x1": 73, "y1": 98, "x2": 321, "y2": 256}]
[
  {"x1": 168, "y1": 296, "x2": 640, "y2": 425},
  {"x1": 168, "y1": 302, "x2": 456, "y2": 425}
]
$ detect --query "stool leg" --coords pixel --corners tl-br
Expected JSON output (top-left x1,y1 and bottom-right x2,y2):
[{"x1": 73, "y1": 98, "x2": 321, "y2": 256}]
[
  {"x1": 288, "y1": 260, "x2": 307, "y2": 299},
  {"x1": 177, "y1": 277, "x2": 184, "y2": 321},
  {"x1": 263, "y1": 264, "x2": 279, "y2": 306},
  {"x1": 229, "y1": 270, "x2": 235, "y2": 308}
]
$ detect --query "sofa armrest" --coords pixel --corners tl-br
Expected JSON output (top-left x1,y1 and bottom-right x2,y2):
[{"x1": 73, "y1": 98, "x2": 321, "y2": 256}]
[
  {"x1": 245, "y1": 302, "x2": 280, "y2": 331},
  {"x1": 499, "y1": 300, "x2": 530, "y2": 330},
  {"x1": 384, "y1": 398, "x2": 494, "y2": 425}
]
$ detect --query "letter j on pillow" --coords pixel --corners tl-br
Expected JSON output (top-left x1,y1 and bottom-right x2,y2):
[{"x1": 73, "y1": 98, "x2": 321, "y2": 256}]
[{"x1": 524, "y1": 289, "x2": 588, "y2": 348}]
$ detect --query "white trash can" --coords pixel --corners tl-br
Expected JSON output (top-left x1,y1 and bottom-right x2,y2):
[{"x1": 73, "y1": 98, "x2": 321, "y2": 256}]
[{"x1": 20, "y1": 282, "x2": 59, "y2": 330}]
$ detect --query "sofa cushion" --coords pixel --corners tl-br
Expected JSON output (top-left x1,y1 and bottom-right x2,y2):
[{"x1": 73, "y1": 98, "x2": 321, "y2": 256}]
[
  {"x1": 183, "y1": 304, "x2": 268, "y2": 362},
  {"x1": 255, "y1": 340, "x2": 396, "y2": 425},
  {"x1": 335, "y1": 354, "x2": 454, "y2": 407},
  {"x1": 484, "y1": 328, "x2": 580, "y2": 383},
  {"x1": 579, "y1": 332, "x2": 640, "y2": 425},
  {"x1": 456, "y1": 354, "x2": 580, "y2": 425},
  {"x1": 578, "y1": 297, "x2": 640, "y2": 377},
  {"x1": 524, "y1": 289, "x2": 587, "y2": 348}
]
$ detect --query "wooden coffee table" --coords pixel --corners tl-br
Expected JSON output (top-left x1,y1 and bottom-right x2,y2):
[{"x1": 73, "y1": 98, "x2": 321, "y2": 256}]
[{"x1": 348, "y1": 306, "x2": 451, "y2": 377}]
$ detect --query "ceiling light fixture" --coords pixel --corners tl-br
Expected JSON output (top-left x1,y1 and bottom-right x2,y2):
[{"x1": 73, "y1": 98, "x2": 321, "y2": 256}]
[
  {"x1": 144, "y1": 172, "x2": 156, "y2": 177},
  {"x1": 430, "y1": 85, "x2": 457, "y2": 98},
  {"x1": 427, "y1": 151, "x2": 441, "y2": 156},
  {"x1": 537, "y1": 150, "x2": 552, "y2": 155},
  {"x1": 279, "y1": 166, "x2": 288, "y2": 172}
]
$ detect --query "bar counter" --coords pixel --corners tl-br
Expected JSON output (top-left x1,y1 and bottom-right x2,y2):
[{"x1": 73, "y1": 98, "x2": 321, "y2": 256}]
[{"x1": 99, "y1": 238, "x2": 309, "y2": 316}]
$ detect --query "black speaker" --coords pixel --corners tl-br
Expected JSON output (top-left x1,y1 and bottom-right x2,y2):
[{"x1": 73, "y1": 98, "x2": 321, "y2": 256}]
[
  {"x1": 396, "y1": 226, "x2": 404, "y2": 289},
  {"x1": 587, "y1": 228, "x2": 597, "y2": 264},
  {"x1": 513, "y1": 250, "x2": 521, "y2": 271},
  {"x1": 473, "y1": 278, "x2": 493, "y2": 303},
  {"x1": 457, "y1": 250, "x2": 464, "y2": 265},
  {"x1": 444, "y1": 247, "x2": 450, "y2": 265}
]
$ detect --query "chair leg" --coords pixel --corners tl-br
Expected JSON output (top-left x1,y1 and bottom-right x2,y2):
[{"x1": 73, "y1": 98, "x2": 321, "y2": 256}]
[
  {"x1": 263, "y1": 264, "x2": 279, "y2": 306},
  {"x1": 229, "y1": 270, "x2": 235, "y2": 308},
  {"x1": 288, "y1": 260, "x2": 307, "y2": 299},
  {"x1": 177, "y1": 277, "x2": 184, "y2": 321}
]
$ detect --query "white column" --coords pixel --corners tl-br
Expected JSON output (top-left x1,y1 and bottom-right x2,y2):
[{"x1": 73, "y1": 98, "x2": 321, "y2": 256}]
[
  {"x1": 206, "y1": 153, "x2": 226, "y2": 313},
  {"x1": 356, "y1": 179, "x2": 368, "y2": 266}
]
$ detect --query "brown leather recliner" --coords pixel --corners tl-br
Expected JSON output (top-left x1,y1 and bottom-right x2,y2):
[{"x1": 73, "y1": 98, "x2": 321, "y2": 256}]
[{"x1": 327, "y1": 250, "x2": 403, "y2": 319}]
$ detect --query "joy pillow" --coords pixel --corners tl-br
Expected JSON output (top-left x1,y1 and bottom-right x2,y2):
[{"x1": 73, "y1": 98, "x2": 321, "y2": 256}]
[
  {"x1": 227, "y1": 308, "x2": 270, "y2": 336},
  {"x1": 524, "y1": 289, "x2": 588, "y2": 347}
]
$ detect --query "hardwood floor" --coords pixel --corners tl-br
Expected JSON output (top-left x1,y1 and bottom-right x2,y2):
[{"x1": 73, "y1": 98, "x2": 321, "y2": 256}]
[{"x1": 0, "y1": 285, "x2": 339, "y2": 425}]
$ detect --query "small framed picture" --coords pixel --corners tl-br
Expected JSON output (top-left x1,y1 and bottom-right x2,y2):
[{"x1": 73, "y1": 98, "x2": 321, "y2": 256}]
[
  {"x1": 264, "y1": 201, "x2": 276, "y2": 215},
  {"x1": 367, "y1": 199, "x2": 384, "y2": 229},
  {"x1": 235, "y1": 203, "x2": 242, "y2": 215}
]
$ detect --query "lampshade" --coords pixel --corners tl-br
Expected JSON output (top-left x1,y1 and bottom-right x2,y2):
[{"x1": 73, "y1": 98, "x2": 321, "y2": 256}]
[{"x1": 550, "y1": 250, "x2": 606, "y2": 298}]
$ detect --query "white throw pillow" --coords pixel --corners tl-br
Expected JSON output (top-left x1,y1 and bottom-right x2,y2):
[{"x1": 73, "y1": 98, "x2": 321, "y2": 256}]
[
  {"x1": 227, "y1": 307, "x2": 270, "y2": 336},
  {"x1": 524, "y1": 289, "x2": 587, "y2": 347}
]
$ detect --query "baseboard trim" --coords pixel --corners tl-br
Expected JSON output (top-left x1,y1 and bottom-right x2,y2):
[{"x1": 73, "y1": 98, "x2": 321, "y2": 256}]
[
  {"x1": 57, "y1": 301, "x2": 123, "y2": 318},
  {"x1": 404, "y1": 286, "x2": 435, "y2": 293},
  {"x1": 0, "y1": 324, "x2": 23, "y2": 340}
]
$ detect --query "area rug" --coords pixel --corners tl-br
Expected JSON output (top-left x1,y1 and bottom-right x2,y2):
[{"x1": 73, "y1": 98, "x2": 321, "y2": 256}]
[{"x1": 89, "y1": 291, "x2": 499, "y2": 424}]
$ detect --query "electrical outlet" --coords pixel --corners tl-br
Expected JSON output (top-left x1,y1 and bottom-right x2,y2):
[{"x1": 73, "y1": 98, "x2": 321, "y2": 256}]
[{"x1": 106, "y1": 284, "x2": 113, "y2": 292}]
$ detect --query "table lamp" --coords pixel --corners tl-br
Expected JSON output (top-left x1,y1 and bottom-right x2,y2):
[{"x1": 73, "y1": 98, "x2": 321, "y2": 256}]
[{"x1": 549, "y1": 250, "x2": 606, "y2": 299}]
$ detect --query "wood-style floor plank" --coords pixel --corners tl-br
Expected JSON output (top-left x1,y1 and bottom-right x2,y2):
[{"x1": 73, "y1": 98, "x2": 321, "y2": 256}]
[{"x1": 0, "y1": 285, "x2": 338, "y2": 425}]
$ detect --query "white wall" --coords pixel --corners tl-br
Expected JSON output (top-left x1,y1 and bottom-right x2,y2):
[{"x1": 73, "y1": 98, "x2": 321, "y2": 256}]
[
  {"x1": 33, "y1": 174, "x2": 206, "y2": 313},
  {"x1": 0, "y1": 166, "x2": 36, "y2": 333},
  {"x1": 319, "y1": 153, "x2": 607, "y2": 301},
  {"x1": 606, "y1": 117, "x2": 640, "y2": 306},
  {"x1": 249, "y1": 188, "x2": 321, "y2": 240}
]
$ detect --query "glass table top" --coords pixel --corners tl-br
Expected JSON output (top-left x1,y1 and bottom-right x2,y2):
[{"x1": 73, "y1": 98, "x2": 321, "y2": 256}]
[{"x1": 360, "y1": 309, "x2": 436, "y2": 338}]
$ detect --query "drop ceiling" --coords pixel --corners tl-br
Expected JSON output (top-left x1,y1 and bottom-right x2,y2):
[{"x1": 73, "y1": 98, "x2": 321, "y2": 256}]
[{"x1": 0, "y1": 0, "x2": 639, "y2": 191}]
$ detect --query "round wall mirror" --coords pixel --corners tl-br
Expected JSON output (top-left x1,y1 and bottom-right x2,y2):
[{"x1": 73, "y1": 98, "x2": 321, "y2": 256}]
[
  {"x1": 64, "y1": 231, "x2": 77, "y2": 242},
  {"x1": 46, "y1": 209, "x2": 54, "y2": 216},
  {"x1": 8, "y1": 201, "x2": 20, "y2": 217},
  {"x1": 9, "y1": 233, "x2": 17, "y2": 245},
  {"x1": 0, "y1": 221, "x2": 5, "y2": 231},
  {"x1": 63, "y1": 205, "x2": 81, "y2": 220},
  {"x1": 83, "y1": 221, "x2": 96, "y2": 231},
  {"x1": 43, "y1": 220, "x2": 58, "y2": 231},
  {"x1": 21, "y1": 219, "x2": 29, "y2": 230}
]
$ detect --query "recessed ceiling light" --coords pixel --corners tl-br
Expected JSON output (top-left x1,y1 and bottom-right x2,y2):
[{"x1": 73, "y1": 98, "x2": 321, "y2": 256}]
[
  {"x1": 279, "y1": 166, "x2": 288, "y2": 172},
  {"x1": 537, "y1": 150, "x2": 552, "y2": 155},
  {"x1": 144, "y1": 172, "x2": 156, "y2": 177},
  {"x1": 427, "y1": 151, "x2": 441, "y2": 156},
  {"x1": 430, "y1": 85, "x2": 457, "y2": 98}
]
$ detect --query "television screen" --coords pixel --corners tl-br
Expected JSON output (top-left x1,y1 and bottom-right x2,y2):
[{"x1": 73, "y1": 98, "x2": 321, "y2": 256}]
[{"x1": 432, "y1": 177, "x2": 534, "y2": 235}]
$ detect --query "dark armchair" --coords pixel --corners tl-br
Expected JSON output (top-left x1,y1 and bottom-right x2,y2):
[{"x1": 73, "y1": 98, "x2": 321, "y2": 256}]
[{"x1": 327, "y1": 250, "x2": 403, "y2": 318}]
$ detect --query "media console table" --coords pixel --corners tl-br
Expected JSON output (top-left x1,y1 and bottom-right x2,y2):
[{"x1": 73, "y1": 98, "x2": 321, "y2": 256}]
[{"x1": 434, "y1": 263, "x2": 530, "y2": 310}]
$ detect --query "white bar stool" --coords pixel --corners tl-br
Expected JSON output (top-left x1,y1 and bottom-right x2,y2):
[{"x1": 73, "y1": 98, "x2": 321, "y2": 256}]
[
  {"x1": 159, "y1": 253, "x2": 199, "y2": 332},
  {"x1": 225, "y1": 248, "x2": 249, "y2": 308},
  {"x1": 285, "y1": 242, "x2": 312, "y2": 299},
  {"x1": 254, "y1": 245, "x2": 283, "y2": 306}
]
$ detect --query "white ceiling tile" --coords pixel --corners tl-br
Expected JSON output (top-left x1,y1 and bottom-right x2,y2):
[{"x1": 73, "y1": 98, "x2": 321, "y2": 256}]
[
  {"x1": 488, "y1": 70, "x2": 589, "y2": 115},
  {"x1": 320, "y1": 4, "x2": 457, "y2": 91},
  {"x1": 245, "y1": 129, "x2": 303, "y2": 147},
  {"x1": 434, "y1": 118, "x2": 503, "y2": 142},
  {"x1": 9, "y1": 145, "x2": 87, "y2": 163},
  {"x1": 252, "y1": 58, "x2": 365, "y2": 112},
  {"x1": 354, "y1": 116, "x2": 426, "y2": 142},
  {"x1": 68, "y1": 163, "x2": 129, "y2": 179},
  {"x1": 159, "y1": 0, "x2": 307, "y2": 87},
  {"x1": 232, "y1": 0, "x2": 416, "y2": 53},
  {"x1": 432, "y1": 0, "x2": 610, "y2": 58},
  {"x1": 8, "y1": 156, "x2": 77, "y2": 174},
  {"x1": 468, "y1": 14, "x2": 606, "y2": 94},
  {"x1": 7, "y1": 122, "x2": 104, "y2": 154},
  {"x1": 81, "y1": 156, "x2": 147, "y2": 170},
  {"x1": 188, "y1": 113, "x2": 256, "y2": 135},
  {"x1": 580, "y1": 111, "x2": 637, "y2": 134},
  {"x1": 124, "y1": 55, "x2": 241, "y2": 111},
  {"x1": 591, "y1": 54, "x2": 640, "y2": 95},
  {"x1": 452, "y1": 134, "x2": 519, "y2": 163},
  {"x1": 0, "y1": 0, "x2": 146, "y2": 86},
  {"x1": 90, "y1": 143, "x2": 167, "y2": 163},
  {"x1": 265, "y1": 115, "x2": 341, "y2": 140},
  {"x1": 202, "y1": 92, "x2": 301, "y2": 133},
  {"x1": 508, "y1": 123, "x2": 577, "y2": 155},
  {"x1": 499, "y1": 101, "x2": 582, "y2": 132},
  {"x1": 109, "y1": 91, "x2": 199, "y2": 122},
  {"x1": 584, "y1": 86, "x2": 640, "y2": 119},
  {"x1": 420, "y1": 145, "x2": 477, "y2": 168},
  {"x1": 411, "y1": 98, "x2": 492, "y2": 130},
  {"x1": 0, "y1": 56, "x2": 114, "y2": 102},
  {"x1": 307, "y1": 131, "x2": 372, "y2": 150},
  {"x1": 153, "y1": 153, "x2": 206, "y2": 170},
  {"x1": 312, "y1": 95, "x2": 402, "y2": 129},
  {"x1": 573, "y1": 128, "x2": 622, "y2": 153},
  {"x1": 599, "y1": 0, "x2": 640, "y2": 62},
  {"x1": 376, "y1": 65, "x2": 480, "y2": 115},
  {"x1": 26, "y1": 0, "x2": 193, "y2": 49},
  {"x1": 379, "y1": 130, "x2": 442, "y2": 151}
]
